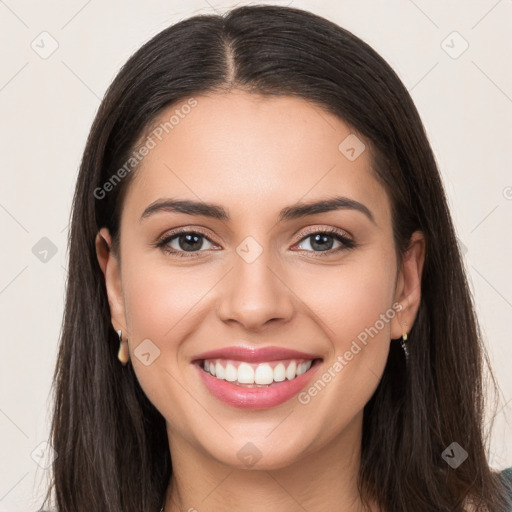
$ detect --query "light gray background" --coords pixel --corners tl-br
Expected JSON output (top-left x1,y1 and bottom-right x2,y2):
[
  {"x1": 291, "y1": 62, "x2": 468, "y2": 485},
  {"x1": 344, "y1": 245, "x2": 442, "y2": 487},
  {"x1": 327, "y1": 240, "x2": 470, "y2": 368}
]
[{"x1": 0, "y1": 1, "x2": 511, "y2": 510}]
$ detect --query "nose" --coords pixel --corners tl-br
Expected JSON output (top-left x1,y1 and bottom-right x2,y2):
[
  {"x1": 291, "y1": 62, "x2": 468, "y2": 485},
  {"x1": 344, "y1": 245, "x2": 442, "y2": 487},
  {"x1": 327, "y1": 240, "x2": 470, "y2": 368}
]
[{"x1": 216, "y1": 245, "x2": 295, "y2": 332}]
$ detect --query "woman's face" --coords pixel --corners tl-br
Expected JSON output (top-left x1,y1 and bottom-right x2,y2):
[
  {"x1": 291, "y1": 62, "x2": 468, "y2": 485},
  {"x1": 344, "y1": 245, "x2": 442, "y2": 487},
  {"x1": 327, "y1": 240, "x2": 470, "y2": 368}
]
[{"x1": 97, "y1": 89, "x2": 424, "y2": 470}]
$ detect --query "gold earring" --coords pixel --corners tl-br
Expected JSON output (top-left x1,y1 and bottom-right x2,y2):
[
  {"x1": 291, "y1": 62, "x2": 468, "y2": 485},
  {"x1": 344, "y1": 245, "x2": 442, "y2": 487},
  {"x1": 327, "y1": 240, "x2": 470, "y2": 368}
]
[{"x1": 117, "y1": 329, "x2": 130, "y2": 366}]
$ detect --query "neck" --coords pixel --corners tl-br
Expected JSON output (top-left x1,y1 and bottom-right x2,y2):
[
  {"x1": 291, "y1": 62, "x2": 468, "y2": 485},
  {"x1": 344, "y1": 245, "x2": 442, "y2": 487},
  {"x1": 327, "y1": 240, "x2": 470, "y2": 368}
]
[{"x1": 162, "y1": 411, "x2": 380, "y2": 512}]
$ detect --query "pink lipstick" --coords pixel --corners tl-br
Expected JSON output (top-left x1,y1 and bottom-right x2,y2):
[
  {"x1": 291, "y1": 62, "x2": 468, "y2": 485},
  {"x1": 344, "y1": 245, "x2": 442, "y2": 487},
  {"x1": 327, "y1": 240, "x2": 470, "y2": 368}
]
[{"x1": 193, "y1": 345, "x2": 323, "y2": 409}]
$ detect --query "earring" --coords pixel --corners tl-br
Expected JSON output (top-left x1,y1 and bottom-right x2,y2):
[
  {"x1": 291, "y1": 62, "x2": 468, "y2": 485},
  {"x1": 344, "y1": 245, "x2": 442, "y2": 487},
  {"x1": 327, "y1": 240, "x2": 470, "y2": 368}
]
[
  {"x1": 400, "y1": 331, "x2": 409, "y2": 360},
  {"x1": 117, "y1": 329, "x2": 130, "y2": 366}
]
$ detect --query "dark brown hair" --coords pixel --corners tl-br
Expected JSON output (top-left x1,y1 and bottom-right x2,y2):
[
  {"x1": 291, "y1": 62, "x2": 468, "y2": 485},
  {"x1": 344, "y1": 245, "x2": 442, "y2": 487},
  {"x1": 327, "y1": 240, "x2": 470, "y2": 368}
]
[{"x1": 41, "y1": 4, "x2": 511, "y2": 511}]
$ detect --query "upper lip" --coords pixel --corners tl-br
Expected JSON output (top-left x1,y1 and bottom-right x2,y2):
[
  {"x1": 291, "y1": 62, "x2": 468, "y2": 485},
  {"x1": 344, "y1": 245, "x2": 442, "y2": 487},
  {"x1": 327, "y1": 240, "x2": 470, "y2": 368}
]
[{"x1": 193, "y1": 345, "x2": 322, "y2": 363}]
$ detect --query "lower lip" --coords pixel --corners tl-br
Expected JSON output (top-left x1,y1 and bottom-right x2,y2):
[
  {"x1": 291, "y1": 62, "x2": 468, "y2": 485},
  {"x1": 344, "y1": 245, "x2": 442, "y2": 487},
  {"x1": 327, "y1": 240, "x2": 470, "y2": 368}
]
[{"x1": 194, "y1": 359, "x2": 322, "y2": 409}]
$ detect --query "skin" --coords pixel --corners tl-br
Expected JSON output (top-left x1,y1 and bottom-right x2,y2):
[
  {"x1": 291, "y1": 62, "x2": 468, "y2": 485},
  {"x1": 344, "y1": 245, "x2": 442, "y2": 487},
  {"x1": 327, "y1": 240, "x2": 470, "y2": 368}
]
[{"x1": 96, "y1": 89, "x2": 425, "y2": 512}]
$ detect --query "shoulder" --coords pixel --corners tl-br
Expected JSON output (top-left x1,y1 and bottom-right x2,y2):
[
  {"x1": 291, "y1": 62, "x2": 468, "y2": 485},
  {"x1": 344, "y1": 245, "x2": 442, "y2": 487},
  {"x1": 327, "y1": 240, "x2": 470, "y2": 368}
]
[
  {"x1": 500, "y1": 466, "x2": 512, "y2": 488},
  {"x1": 463, "y1": 468, "x2": 512, "y2": 512},
  {"x1": 499, "y1": 467, "x2": 512, "y2": 511}
]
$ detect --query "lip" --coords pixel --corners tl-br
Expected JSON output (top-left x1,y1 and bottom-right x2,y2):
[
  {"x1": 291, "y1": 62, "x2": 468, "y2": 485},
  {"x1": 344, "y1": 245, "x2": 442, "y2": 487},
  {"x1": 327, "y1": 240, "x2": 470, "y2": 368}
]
[
  {"x1": 194, "y1": 358, "x2": 323, "y2": 409},
  {"x1": 192, "y1": 345, "x2": 322, "y2": 363}
]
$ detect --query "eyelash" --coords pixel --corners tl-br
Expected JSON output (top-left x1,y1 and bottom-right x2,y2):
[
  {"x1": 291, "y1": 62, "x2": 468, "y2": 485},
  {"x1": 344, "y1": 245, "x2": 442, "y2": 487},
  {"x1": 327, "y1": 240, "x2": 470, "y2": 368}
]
[{"x1": 154, "y1": 227, "x2": 357, "y2": 259}]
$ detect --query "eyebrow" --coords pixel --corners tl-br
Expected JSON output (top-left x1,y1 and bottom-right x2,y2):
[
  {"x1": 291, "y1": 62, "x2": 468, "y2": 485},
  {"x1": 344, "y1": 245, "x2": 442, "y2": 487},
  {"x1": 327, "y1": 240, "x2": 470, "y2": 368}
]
[{"x1": 139, "y1": 196, "x2": 376, "y2": 225}]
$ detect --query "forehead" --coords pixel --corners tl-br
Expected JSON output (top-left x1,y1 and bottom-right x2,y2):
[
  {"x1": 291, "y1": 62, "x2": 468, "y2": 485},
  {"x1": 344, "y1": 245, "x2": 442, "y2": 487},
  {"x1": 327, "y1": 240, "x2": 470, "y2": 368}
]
[{"x1": 123, "y1": 90, "x2": 390, "y2": 224}]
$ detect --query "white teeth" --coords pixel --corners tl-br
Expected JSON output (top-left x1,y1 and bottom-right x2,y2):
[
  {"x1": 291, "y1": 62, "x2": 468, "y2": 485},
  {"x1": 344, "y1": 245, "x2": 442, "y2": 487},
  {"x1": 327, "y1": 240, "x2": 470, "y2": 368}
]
[
  {"x1": 273, "y1": 363, "x2": 286, "y2": 382},
  {"x1": 285, "y1": 361, "x2": 296, "y2": 380},
  {"x1": 204, "y1": 358, "x2": 315, "y2": 385},
  {"x1": 215, "y1": 361, "x2": 225, "y2": 379},
  {"x1": 225, "y1": 363, "x2": 238, "y2": 382},
  {"x1": 254, "y1": 364, "x2": 274, "y2": 385},
  {"x1": 237, "y1": 362, "x2": 254, "y2": 384}
]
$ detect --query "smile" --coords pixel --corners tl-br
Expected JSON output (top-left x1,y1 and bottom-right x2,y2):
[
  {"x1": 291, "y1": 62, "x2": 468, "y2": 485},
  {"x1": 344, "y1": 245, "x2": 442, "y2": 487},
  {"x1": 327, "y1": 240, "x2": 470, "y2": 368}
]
[
  {"x1": 202, "y1": 358, "x2": 315, "y2": 387},
  {"x1": 195, "y1": 358, "x2": 323, "y2": 409}
]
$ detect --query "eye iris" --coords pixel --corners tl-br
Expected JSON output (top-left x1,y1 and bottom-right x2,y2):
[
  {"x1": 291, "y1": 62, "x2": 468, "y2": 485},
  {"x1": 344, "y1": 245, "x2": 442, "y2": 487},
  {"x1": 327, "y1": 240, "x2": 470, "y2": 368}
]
[
  {"x1": 310, "y1": 233, "x2": 334, "y2": 251},
  {"x1": 179, "y1": 233, "x2": 202, "y2": 251}
]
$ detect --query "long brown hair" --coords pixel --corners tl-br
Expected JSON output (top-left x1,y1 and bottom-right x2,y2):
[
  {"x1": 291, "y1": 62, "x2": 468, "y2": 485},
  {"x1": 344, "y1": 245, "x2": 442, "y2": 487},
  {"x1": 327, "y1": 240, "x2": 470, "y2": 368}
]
[{"x1": 41, "y1": 4, "x2": 511, "y2": 511}]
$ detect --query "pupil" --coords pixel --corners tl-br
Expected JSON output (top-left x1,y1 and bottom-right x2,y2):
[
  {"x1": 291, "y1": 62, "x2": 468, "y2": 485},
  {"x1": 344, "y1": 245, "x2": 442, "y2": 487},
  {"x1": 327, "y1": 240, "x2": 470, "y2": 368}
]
[
  {"x1": 180, "y1": 233, "x2": 202, "y2": 251},
  {"x1": 311, "y1": 233, "x2": 333, "y2": 251}
]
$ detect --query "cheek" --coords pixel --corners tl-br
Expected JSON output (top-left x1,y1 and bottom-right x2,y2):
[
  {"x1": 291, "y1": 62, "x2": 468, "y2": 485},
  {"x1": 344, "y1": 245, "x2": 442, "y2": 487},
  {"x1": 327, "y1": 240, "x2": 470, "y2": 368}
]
[
  {"x1": 120, "y1": 258, "x2": 215, "y2": 425},
  {"x1": 324, "y1": 274, "x2": 394, "y2": 348},
  {"x1": 122, "y1": 259, "x2": 210, "y2": 345},
  {"x1": 293, "y1": 250, "x2": 397, "y2": 414},
  {"x1": 297, "y1": 250, "x2": 396, "y2": 350}
]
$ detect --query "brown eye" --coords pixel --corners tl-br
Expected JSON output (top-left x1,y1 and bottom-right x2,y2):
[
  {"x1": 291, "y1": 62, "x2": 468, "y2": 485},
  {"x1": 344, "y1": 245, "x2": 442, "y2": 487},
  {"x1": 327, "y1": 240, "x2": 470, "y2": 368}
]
[{"x1": 156, "y1": 230, "x2": 217, "y2": 257}]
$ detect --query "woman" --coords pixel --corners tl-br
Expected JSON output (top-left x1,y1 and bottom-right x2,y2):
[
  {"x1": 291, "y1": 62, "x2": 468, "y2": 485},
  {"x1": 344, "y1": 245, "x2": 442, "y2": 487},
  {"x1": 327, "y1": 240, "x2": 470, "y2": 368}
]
[{"x1": 40, "y1": 4, "x2": 512, "y2": 511}]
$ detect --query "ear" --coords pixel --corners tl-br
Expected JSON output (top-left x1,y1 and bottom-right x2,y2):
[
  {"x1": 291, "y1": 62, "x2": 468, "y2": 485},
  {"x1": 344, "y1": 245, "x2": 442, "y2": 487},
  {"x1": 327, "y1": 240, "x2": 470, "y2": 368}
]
[
  {"x1": 95, "y1": 227, "x2": 127, "y2": 335},
  {"x1": 390, "y1": 230, "x2": 426, "y2": 340}
]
